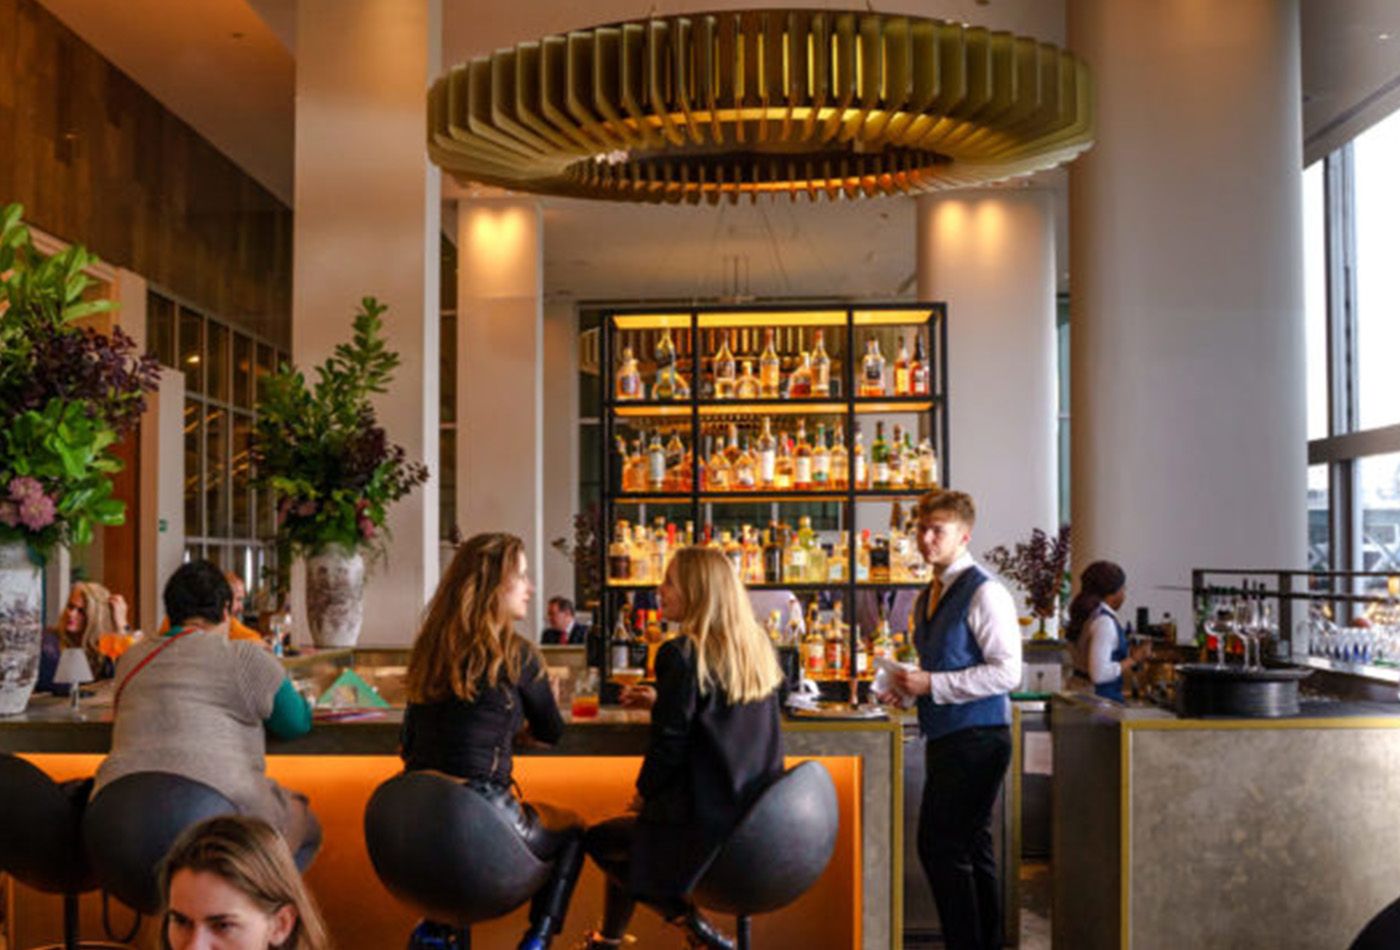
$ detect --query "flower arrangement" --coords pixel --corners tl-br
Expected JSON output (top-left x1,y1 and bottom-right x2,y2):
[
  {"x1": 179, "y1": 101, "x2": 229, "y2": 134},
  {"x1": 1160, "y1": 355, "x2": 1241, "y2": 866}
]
[
  {"x1": 0, "y1": 204, "x2": 160, "y2": 555},
  {"x1": 252, "y1": 296, "x2": 429, "y2": 558},
  {"x1": 984, "y1": 524, "x2": 1072, "y2": 623}
]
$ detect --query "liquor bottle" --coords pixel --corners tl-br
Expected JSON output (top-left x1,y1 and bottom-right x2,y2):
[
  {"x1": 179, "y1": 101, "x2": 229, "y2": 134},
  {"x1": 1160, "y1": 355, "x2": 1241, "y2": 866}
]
[
  {"x1": 724, "y1": 424, "x2": 742, "y2": 465},
  {"x1": 612, "y1": 605, "x2": 633, "y2": 670},
  {"x1": 788, "y1": 352, "x2": 814, "y2": 399},
  {"x1": 853, "y1": 426, "x2": 868, "y2": 490},
  {"x1": 793, "y1": 420, "x2": 814, "y2": 490},
  {"x1": 895, "y1": 628, "x2": 918, "y2": 664},
  {"x1": 706, "y1": 436, "x2": 730, "y2": 492},
  {"x1": 629, "y1": 524, "x2": 651, "y2": 584},
  {"x1": 872, "y1": 421, "x2": 891, "y2": 489},
  {"x1": 773, "y1": 436, "x2": 795, "y2": 491},
  {"x1": 684, "y1": 520, "x2": 696, "y2": 547},
  {"x1": 743, "y1": 527, "x2": 764, "y2": 583},
  {"x1": 757, "y1": 417, "x2": 777, "y2": 488},
  {"x1": 811, "y1": 329, "x2": 831, "y2": 396},
  {"x1": 918, "y1": 438, "x2": 939, "y2": 489},
  {"x1": 830, "y1": 424, "x2": 849, "y2": 490},
  {"x1": 902, "y1": 433, "x2": 919, "y2": 489},
  {"x1": 887, "y1": 424, "x2": 904, "y2": 490},
  {"x1": 665, "y1": 431, "x2": 686, "y2": 492},
  {"x1": 855, "y1": 528, "x2": 873, "y2": 582},
  {"x1": 825, "y1": 609, "x2": 848, "y2": 679},
  {"x1": 812, "y1": 423, "x2": 830, "y2": 487},
  {"x1": 873, "y1": 603, "x2": 896, "y2": 661},
  {"x1": 763, "y1": 526, "x2": 784, "y2": 583},
  {"x1": 647, "y1": 432, "x2": 667, "y2": 492},
  {"x1": 765, "y1": 609, "x2": 783, "y2": 645},
  {"x1": 910, "y1": 334, "x2": 930, "y2": 395},
  {"x1": 893, "y1": 335, "x2": 912, "y2": 396},
  {"x1": 722, "y1": 530, "x2": 744, "y2": 575},
  {"x1": 827, "y1": 531, "x2": 849, "y2": 582},
  {"x1": 733, "y1": 436, "x2": 757, "y2": 490},
  {"x1": 609, "y1": 521, "x2": 632, "y2": 581},
  {"x1": 713, "y1": 332, "x2": 737, "y2": 399},
  {"x1": 615, "y1": 346, "x2": 643, "y2": 401},
  {"x1": 860, "y1": 338, "x2": 886, "y2": 397},
  {"x1": 617, "y1": 437, "x2": 638, "y2": 493},
  {"x1": 801, "y1": 617, "x2": 826, "y2": 679},
  {"x1": 655, "y1": 328, "x2": 676, "y2": 369},
  {"x1": 735, "y1": 360, "x2": 762, "y2": 399},
  {"x1": 785, "y1": 519, "x2": 810, "y2": 583},
  {"x1": 759, "y1": 329, "x2": 782, "y2": 398}
]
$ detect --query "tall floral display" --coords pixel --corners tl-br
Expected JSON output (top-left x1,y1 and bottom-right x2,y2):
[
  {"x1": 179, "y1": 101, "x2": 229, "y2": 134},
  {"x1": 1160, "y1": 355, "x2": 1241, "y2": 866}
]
[
  {"x1": 253, "y1": 297, "x2": 428, "y2": 647},
  {"x1": 0, "y1": 204, "x2": 159, "y2": 713},
  {"x1": 984, "y1": 525, "x2": 1073, "y2": 639}
]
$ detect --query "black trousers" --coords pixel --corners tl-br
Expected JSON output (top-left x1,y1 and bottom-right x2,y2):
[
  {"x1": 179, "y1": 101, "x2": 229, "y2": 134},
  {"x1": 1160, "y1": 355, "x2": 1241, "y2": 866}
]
[
  {"x1": 917, "y1": 726, "x2": 1012, "y2": 950},
  {"x1": 468, "y1": 781, "x2": 585, "y2": 934},
  {"x1": 584, "y1": 815, "x2": 692, "y2": 938}
]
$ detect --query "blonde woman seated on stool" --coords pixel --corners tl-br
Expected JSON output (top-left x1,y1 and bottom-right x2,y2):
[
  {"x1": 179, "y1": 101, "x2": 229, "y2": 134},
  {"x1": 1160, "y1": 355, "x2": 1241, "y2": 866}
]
[
  {"x1": 583, "y1": 547, "x2": 785, "y2": 950},
  {"x1": 94, "y1": 561, "x2": 321, "y2": 867}
]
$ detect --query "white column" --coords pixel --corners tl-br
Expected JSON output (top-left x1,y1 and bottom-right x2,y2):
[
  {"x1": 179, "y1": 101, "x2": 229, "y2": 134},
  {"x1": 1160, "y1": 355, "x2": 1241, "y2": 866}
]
[
  {"x1": 542, "y1": 300, "x2": 580, "y2": 617},
  {"x1": 293, "y1": 0, "x2": 441, "y2": 645},
  {"x1": 1068, "y1": 0, "x2": 1307, "y2": 627},
  {"x1": 456, "y1": 199, "x2": 545, "y2": 637},
  {"x1": 916, "y1": 190, "x2": 1060, "y2": 593}
]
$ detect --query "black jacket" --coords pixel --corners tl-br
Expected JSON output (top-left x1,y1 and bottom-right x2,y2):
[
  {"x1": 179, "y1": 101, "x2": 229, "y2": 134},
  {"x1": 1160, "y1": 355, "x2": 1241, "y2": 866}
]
[
  {"x1": 540, "y1": 623, "x2": 586, "y2": 645},
  {"x1": 400, "y1": 642, "x2": 564, "y2": 787},
  {"x1": 630, "y1": 636, "x2": 784, "y2": 899}
]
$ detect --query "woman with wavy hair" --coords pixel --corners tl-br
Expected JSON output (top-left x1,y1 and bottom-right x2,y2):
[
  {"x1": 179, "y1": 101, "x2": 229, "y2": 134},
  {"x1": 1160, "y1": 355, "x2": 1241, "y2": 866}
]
[
  {"x1": 161, "y1": 814, "x2": 329, "y2": 950},
  {"x1": 583, "y1": 546, "x2": 785, "y2": 950},
  {"x1": 402, "y1": 532, "x2": 583, "y2": 950}
]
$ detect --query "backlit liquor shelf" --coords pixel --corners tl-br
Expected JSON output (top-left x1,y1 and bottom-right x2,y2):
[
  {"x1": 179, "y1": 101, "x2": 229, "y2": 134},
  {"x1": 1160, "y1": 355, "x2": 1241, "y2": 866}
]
[{"x1": 599, "y1": 302, "x2": 949, "y2": 688}]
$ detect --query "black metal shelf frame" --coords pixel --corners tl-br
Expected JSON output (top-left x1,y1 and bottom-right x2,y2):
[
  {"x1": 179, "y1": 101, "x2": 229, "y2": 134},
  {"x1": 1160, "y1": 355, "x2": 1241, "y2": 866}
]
[{"x1": 599, "y1": 302, "x2": 949, "y2": 687}]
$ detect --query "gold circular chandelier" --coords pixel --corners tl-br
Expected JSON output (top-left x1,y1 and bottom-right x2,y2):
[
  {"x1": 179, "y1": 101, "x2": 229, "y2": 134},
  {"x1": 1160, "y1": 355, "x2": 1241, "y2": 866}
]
[{"x1": 427, "y1": 10, "x2": 1094, "y2": 203}]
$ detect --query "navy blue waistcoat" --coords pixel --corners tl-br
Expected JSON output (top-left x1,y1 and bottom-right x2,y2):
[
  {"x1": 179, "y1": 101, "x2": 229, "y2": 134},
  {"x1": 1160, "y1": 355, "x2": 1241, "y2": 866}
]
[{"x1": 914, "y1": 565, "x2": 1012, "y2": 741}]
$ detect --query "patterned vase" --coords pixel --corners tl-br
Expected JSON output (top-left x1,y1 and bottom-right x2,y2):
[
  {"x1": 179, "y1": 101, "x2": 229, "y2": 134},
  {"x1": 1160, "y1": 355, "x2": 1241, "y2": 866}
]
[
  {"x1": 304, "y1": 544, "x2": 366, "y2": 647},
  {"x1": 0, "y1": 540, "x2": 44, "y2": 715}
]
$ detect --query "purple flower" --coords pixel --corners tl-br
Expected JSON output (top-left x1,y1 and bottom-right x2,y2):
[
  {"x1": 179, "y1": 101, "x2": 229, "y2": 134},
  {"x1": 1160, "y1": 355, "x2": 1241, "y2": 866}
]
[
  {"x1": 6, "y1": 477, "x2": 56, "y2": 531},
  {"x1": 18, "y1": 493, "x2": 55, "y2": 531}
]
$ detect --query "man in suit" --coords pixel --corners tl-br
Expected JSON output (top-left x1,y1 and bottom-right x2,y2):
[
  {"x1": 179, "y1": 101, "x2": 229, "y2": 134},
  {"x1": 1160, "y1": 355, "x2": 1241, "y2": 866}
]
[{"x1": 541, "y1": 596, "x2": 586, "y2": 645}]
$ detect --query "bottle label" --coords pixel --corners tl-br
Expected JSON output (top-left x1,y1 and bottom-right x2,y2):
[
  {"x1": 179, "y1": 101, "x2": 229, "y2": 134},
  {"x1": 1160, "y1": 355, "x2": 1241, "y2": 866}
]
[
  {"x1": 619, "y1": 374, "x2": 639, "y2": 397},
  {"x1": 790, "y1": 549, "x2": 807, "y2": 568},
  {"x1": 812, "y1": 456, "x2": 829, "y2": 481},
  {"x1": 855, "y1": 456, "x2": 867, "y2": 486},
  {"x1": 874, "y1": 461, "x2": 890, "y2": 484},
  {"x1": 813, "y1": 366, "x2": 829, "y2": 392},
  {"x1": 737, "y1": 466, "x2": 756, "y2": 487},
  {"x1": 912, "y1": 367, "x2": 929, "y2": 394},
  {"x1": 795, "y1": 458, "x2": 812, "y2": 484},
  {"x1": 864, "y1": 362, "x2": 883, "y2": 386},
  {"x1": 649, "y1": 453, "x2": 666, "y2": 484},
  {"x1": 759, "y1": 450, "x2": 776, "y2": 484}
]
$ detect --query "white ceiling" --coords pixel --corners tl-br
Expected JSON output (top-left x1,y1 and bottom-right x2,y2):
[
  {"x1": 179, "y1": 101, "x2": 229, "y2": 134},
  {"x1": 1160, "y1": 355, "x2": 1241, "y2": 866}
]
[{"x1": 1301, "y1": 0, "x2": 1400, "y2": 164}]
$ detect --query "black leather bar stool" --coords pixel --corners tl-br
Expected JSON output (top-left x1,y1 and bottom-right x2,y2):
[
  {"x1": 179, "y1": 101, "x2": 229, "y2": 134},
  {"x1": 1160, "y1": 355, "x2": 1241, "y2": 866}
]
[
  {"x1": 1350, "y1": 895, "x2": 1400, "y2": 950},
  {"x1": 81, "y1": 772, "x2": 238, "y2": 915},
  {"x1": 690, "y1": 761, "x2": 839, "y2": 950},
  {"x1": 364, "y1": 770, "x2": 551, "y2": 949},
  {"x1": 0, "y1": 754, "x2": 127, "y2": 949}
]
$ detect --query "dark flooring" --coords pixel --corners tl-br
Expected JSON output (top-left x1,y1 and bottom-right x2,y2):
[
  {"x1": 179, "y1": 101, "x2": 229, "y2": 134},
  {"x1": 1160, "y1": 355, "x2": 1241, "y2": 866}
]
[{"x1": 904, "y1": 860, "x2": 1052, "y2": 949}]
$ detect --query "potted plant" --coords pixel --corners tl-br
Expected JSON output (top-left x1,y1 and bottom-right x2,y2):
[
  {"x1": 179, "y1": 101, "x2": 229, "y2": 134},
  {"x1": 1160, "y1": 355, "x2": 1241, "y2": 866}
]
[
  {"x1": 984, "y1": 524, "x2": 1072, "y2": 639},
  {"x1": 0, "y1": 204, "x2": 159, "y2": 713},
  {"x1": 252, "y1": 297, "x2": 428, "y2": 647}
]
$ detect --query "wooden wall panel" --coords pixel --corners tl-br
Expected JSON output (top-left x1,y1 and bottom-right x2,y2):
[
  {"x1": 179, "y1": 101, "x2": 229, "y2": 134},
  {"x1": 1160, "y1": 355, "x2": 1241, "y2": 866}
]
[{"x1": 0, "y1": 0, "x2": 291, "y2": 348}]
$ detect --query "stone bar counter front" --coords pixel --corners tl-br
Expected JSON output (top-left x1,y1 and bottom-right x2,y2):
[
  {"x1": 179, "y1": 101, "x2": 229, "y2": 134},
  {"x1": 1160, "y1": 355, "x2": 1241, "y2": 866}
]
[
  {"x1": 1052, "y1": 691, "x2": 1400, "y2": 949},
  {"x1": 1, "y1": 672, "x2": 902, "y2": 949}
]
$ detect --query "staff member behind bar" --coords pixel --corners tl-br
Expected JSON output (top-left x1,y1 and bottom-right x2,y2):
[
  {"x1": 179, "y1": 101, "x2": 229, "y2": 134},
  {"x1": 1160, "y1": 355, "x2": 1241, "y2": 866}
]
[
  {"x1": 1066, "y1": 560, "x2": 1149, "y2": 703},
  {"x1": 877, "y1": 490, "x2": 1021, "y2": 950},
  {"x1": 402, "y1": 533, "x2": 583, "y2": 950},
  {"x1": 94, "y1": 561, "x2": 321, "y2": 866},
  {"x1": 583, "y1": 547, "x2": 784, "y2": 950}
]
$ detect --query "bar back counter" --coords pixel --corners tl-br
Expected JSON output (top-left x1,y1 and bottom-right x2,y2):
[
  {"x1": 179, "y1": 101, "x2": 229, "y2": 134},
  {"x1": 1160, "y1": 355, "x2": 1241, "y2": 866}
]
[
  {"x1": 0, "y1": 658, "x2": 903, "y2": 950},
  {"x1": 1053, "y1": 691, "x2": 1400, "y2": 949}
]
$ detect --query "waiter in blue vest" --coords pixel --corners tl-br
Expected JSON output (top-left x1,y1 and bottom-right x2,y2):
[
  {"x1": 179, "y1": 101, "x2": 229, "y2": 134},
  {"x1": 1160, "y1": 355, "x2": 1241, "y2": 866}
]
[{"x1": 876, "y1": 489, "x2": 1021, "y2": 950}]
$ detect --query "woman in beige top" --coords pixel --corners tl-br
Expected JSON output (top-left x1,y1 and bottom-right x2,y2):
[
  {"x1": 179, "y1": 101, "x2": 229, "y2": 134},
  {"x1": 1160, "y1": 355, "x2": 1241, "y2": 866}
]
[{"x1": 94, "y1": 561, "x2": 320, "y2": 866}]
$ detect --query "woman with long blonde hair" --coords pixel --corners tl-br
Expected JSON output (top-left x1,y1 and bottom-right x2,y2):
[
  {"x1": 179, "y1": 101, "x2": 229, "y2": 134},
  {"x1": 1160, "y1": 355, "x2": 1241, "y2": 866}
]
[
  {"x1": 583, "y1": 546, "x2": 785, "y2": 950},
  {"x1": 402, "y1": 532, "x2": 583, "y2": 950},
  {"x1": 161, "y1": 814, "x2": 329, "y2": 950}
]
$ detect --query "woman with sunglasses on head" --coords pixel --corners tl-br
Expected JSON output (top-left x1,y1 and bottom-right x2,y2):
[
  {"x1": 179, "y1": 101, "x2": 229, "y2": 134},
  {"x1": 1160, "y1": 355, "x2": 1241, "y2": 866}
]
[
  {"x1": 402, "y1": 532, "x2": 583, "y2": 950},
  {"x1": 583, "y1": 546, "x2": 785, "y2": 950}
]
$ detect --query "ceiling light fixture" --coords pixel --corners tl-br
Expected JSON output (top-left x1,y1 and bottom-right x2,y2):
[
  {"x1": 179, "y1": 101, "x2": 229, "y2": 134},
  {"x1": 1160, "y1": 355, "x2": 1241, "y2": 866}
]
[{"x1": 427, "y1": 9, "x2": 1094, "y2": 203}]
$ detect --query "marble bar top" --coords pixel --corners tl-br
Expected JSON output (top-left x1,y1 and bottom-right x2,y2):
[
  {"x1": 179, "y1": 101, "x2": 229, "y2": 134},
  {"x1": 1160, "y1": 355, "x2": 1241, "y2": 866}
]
[
  {"x1": 0, "y1": 687, "x2": 899, "y2": 756},
  {"x1": 1061, "y1": 688, "x2": 1400, "y2": 726}
]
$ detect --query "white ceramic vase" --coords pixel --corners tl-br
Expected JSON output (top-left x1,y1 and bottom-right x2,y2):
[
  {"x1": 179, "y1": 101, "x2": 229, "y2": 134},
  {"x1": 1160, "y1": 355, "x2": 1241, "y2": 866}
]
[
  {"x1": 304, "y1": 544, "x2": 366, "y2": 648},
  {"x1": 0, "y1": 540, "x2": 44, "y2": 715}
]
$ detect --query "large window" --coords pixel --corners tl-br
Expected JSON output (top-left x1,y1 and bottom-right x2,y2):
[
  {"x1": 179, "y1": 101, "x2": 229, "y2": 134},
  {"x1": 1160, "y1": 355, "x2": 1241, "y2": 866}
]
[
  {"x1": 1306, "y1": 109, "x2": 1400, "y2": 588},
  {"x1": 148, "y1": 290, "x2": 288, "y2": 600}
]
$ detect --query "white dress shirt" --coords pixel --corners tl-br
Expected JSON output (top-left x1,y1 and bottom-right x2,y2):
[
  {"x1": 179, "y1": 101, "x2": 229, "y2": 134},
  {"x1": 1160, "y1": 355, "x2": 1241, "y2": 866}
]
[
  {"x1": 924, "y1": 553, "x2": 1023, "y2": 705},
  {"x1": 1083, "y1": 606, "x2": 1124, "y2": 685}
]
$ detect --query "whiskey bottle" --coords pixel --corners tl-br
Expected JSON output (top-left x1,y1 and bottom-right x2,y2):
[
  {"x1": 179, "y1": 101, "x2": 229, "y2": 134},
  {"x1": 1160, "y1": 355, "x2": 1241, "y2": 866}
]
[
  {"x1": 812, "y1": 423, "x2": 831, "y2": 487},
  {"x1": 911, "y1": 334, "x2": 930, "y2": 395},
  {"x1": 893, "y1": 335, "x2": 912, "y2": 396},
  {"x1": 759, "y1": 329, "x2": 782, "y2": 398},
  {"x1": 713, "y1": 331, "x2": 737, "y2": 400},
  {"x1": 830, "y1": 424, "x2": 849, "y2": 490},
  {"x1": 773, "y1": 436, "x2": 795, "y2": 491},
  {"x1": 763, "y1": 525, "x2": 784, "y2": 583},
  {"x1": 825, "y1": 608, "x2": 848, "y2": 678},
  {"x1": 735, "y1": 360, "x2": 762, "y2": 399},
  {"x1": 872, "y1": 421, "x2": 891, "y2": 490},
  {"x1": 917, "y1": 438, "x2": 939, "y2": 489},
  {"x1": 793, "y1": 420, "x2": 814, "y2": 490},
  {"x1": 647, "y1": 431, "x2": 667, "y2": 492},
  {"x1": 860, "y1": 338, "x2": 887, "y2": 397},
  {"x1": 707, "y1": 436, "x2": 731, "y2": 492},
  {"x1": 887, "y1": 424, "x2": 904, "y2": 490},
  {"x1": 789, "y1": 352, "x2": 814, "y2": 399},
  {"x1": 733, "y1": 436, "x2": 757, "y2": 490},
  {"x1": 811, "y1": 329, "x2": 832, "y2": 396},
  {"x1": 852, "y1": 426, "x2": 868, "y2": 490},
  {"x1": 609, "y1": 521, "x2": 632, "y2": 581},
  {"x1": 724, "y1": 424, "x2": 742, "y2": 465},
  {"x1": 756, "y1": 417, "x2": 778, "y2": 488},
  {"x1": 665, "y1": 430, "x2": 686, "y2": 492},
  {"x1": 615, "y1": 346, "x2": 643, "y2": 401}
]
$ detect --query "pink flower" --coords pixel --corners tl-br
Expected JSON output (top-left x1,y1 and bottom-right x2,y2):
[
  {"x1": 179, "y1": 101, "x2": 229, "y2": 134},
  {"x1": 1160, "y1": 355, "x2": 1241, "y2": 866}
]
[
  {"x1": 8, "y1": 476, "x2": 43, "y2": 504},
  {"x1": 3, "y1": 477, "x2": 55, "y2": 531},
  {"x1": 18, "y1": 493, "x2": 55, "y2": 531},
  {"x1": 358, "y1": 516, "x2": 376, "y2": 540},
  {"x1": 0, "y1": 501, "x2": 18, "y2": 528}
]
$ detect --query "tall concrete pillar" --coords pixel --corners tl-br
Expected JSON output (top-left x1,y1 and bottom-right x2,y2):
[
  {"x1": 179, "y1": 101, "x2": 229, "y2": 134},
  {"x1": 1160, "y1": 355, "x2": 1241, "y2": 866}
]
[
  {"x1": 456, "y1": 199, "x2": 546, "y2": 636},
  {"x1": 917, "y1": 190, "x2": 1060, "y2": 605},
  {"x1": 292, "y1": 0, "x2": 442, "y2": 645},
  {"x1": 1068, "y1": 0, "x2": 1307, "y2": 626}
]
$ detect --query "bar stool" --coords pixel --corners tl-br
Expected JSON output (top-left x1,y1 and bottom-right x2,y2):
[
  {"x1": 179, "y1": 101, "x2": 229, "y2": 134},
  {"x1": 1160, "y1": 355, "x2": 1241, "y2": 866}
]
[
  {"x1": 689, "y1": 761, "x2": 839, "y2": 950},
  {"x1": 1350, "y1": 896, "x2": 1400, "y2": 950},
  {"x1": 81, "y1": 772, "x2": 237, "y2": 915},
  {"x1": 364, "y1": 770, "x2": 552, "y2": 949},
  {"x1": 0, "y1": 754, "x2": 127, "y2": 949}
]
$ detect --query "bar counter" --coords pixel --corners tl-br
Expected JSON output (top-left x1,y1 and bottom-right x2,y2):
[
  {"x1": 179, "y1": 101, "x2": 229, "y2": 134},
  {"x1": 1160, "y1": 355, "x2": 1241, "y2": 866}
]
[
  {"x1": 1052, "y1": 690, "x2": 1400, "y2": 949},
  {"x1": 2, "y1": 685, "x2": 903, "y2": 949}
]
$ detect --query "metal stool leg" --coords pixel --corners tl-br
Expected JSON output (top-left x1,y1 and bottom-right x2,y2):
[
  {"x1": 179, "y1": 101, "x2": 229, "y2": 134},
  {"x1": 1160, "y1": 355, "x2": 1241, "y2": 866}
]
[{"x1": 736, "y1": 915, "x2": 751, "y2": 950}]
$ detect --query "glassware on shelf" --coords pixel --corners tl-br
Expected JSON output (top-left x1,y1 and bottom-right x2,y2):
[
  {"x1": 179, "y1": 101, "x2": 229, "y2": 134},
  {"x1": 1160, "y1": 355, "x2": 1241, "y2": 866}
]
[{"x1": 860, "y1": 338, "x2": 887, "y2": 397}]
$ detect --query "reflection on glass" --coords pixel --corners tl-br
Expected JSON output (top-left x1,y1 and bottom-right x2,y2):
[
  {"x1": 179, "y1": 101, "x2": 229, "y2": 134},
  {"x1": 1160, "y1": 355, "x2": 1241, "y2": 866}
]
[
  {"x1": 148, "y1": 292, "x2": 176, "y2": 367},
  {"x1": 179, "y1": 308, "x2": 204, "y2": 395},
  {"x1": 207, "y1": 322, "x2": 230, "y2": 404},
  {"x1": 1307, "y1": 464, "x2": 1330, "y2": 572},
  {"x1": 1303, "y1": 161, "x2": 1327, "y2": 441},
  {"x1": 184, "y1": 544, "x2": 203, "y2": 564},
  {"x1": 184, "y1": 400, "x2": 203, "y2": 537},
  {"x1": 232, "y1": 412, "x2": 253, "y2": 537},
  {"x1": 233, "y1": 333, "x2": 253, "y2": 410},
  {"x1": 1359, "y1": 452, "x2": 1400, "y2": 594},
  {"x1": 1354, "y1": 112, "x2": 1400, "y2": 430},
  {"x1": 440, "y1": 428, "x2": 456, "y2": 541},
  {"x1": 206, "y1": 407, "x2": 230, "y2": 538},
  {"x1": 257, "y1": 343, "x2": 276, "y2": 403}
]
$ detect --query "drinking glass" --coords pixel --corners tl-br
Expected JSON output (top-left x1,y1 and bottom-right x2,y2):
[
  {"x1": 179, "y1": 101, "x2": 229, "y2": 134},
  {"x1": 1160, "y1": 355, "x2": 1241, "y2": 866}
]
[{"x1": 571, "y1": 669, "x2": 600, "y2": 720}]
